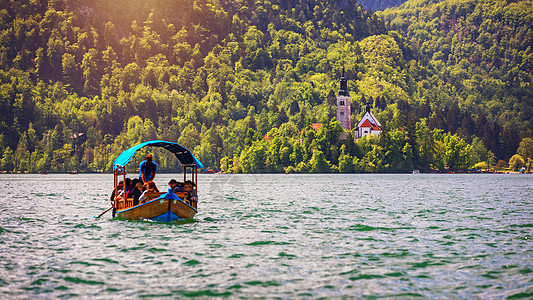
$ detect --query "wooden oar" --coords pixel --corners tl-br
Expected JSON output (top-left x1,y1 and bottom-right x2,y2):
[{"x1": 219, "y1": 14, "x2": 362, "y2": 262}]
[{"x1": 95, "y1": 206, "x2": 114, "y2": 218}]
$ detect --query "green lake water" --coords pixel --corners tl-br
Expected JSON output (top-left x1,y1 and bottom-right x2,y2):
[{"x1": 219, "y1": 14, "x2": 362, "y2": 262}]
[{"x1": 0, "y1": 173, "x2": 532, "y2": 298}]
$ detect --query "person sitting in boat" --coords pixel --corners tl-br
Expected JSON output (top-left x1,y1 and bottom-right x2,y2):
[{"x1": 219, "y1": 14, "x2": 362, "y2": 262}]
[
  {"x1": 184, "y1": 181, "x2": 198, "y2": 203},
  {"x1": 139, "y1": 181, "x2": 159, "y2": 203},
  {"x1": 146, "y1": 180, "x2": 159, "y2": 193},
  {"x1": 124, "y1": 177, "x2": 137, "y2": 199},
  {"x1": 139, "y1": 153, "x2": 157, "y2": 184},
  {"x1": 168, "y1": 179, "x2": 184, "y2": 193},
  {"x1": 130, "y1": 179, "x2": 144, "y2": 206},
  {"x1": 110, "y1": 180, "x2": 124, "y2": 202}
]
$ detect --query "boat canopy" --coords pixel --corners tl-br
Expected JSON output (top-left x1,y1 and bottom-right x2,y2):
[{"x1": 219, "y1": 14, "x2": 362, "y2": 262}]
[{"x1": 112, "y1": 140, "x2": 203, "y2": 170}]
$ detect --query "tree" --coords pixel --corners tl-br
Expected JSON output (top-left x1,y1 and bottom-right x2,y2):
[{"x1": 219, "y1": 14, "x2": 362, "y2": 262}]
[
  {"x1": 509, "y1": 154, "x2": 525, "y2": 171},
  {"x1": 14, "y1": 132, "x2": 29, "y2": 171},
  {"x1": 469, "y1": 137, "x2": 488, "y2": 165},
  {"x1": 309, "y1": 150, "x2": 330, "y2": 173},
  {"x1": 359, "y1": 144, "x2": 383, "y2": 173},
  {"x1": 487, "y1": 151, "x2": 496, "y2": 170},
  {"x1": 495, "y1": 160, "x2": 508, "y2": 170},
  {"x1": 290, "y1": 141, "x2": 304, "y2": 166},
  {"x1": 517, "y1": 137, "x2": 533, "y2": 172},
  {"x1": 416, "y1": 120, "x2": 434, "y2": 171},
  {"x1": 338, "y1": 146, "x2": 355, "y2": 173},
  {"x1": 240, "y1": 141, "x2": 267, "y2": 173},
  {"x1": 62, "y1": 52, "x2": 78, "y2": 83},
  {"x1": 443, "y1": 134, "x2": 470, "y2": 172},
  {"x1": 232, "y1": 154, "x2": 242, "y2": 173},
  {"x1": 122, "y1": 62, "x2": 141, "y2": 92},
  {"x1": 220, "y1": 156, "x2": 231, "y2": 173},
  {"x1": 81, "y1": 48, "x2": 99, "y2": 94},
  {"x1": 381, "y1": 128, "x2": 405, "y2": 171},
  {"x1": 178, "y1": 123, "x2": 200, "y2": 152},
  {"x1": 0, "y1": 147, "x2": 14, "y2": 172},
  {"x1": 517, "y1": 137, "x2": 533, "y2": 162},
  {"x1": 402, "y1": 142, "x2": 414, "y2": 171}
]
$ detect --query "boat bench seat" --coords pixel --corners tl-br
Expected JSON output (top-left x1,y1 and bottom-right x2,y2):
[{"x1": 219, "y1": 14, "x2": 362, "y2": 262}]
[
  {"x1": 174, "y1": 192, "x2": 197, "y2": 208},
  {"x1": 175, "y1": 192, "x2": 188, "y2": 199},
  {"x1": 114, "y1": 198, "x2": 134, "y2": 209},
  {"x1": 144, "y1": 192, "x2": 165, "y2": 200}
]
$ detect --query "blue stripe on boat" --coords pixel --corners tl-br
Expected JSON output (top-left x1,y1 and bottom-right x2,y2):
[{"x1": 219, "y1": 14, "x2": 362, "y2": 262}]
[{"x1": 151, "y1": 211, "x2": 182, "y2": 222}]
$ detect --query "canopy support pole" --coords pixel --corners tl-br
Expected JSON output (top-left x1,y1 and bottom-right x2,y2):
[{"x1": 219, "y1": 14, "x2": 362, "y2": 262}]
[
  {"x1": 112, "y1": 167, "x2": 127, "y2": 211},
  {"x1": 194, "y1": 165, "x2": 198, "y2": 192}
]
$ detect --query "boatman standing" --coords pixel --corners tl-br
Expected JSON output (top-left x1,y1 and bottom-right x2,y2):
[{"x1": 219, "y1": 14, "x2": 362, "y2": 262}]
[{"x1": 139, "y1": 153, "x2": 157, "y2": 184}]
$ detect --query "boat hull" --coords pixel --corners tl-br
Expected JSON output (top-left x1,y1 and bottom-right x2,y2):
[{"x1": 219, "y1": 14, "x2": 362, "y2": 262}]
[{"x1": 116, "y1": 198, "x2": 197, "y2": 222}]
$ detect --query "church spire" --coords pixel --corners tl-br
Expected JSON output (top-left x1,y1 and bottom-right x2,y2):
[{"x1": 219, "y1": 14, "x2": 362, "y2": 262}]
[
  {"x1": 336, "y1": 66, "x2": 351, "y2": 134},
  {"x1": 365, "y1": 101, "x2": 372, "y2": 113},
  {"x1": 338, "y1": 66, "x2": 349, "y2": 96}
]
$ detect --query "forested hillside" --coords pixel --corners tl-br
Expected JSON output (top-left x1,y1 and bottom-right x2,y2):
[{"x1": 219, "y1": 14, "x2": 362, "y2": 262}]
[
  {"x1": 378, "y1": 0, "x2": 533, "y2": 170},
  {"x1": 379, "y1": 0, "x2": 533, "y2": 128},
  {"x1": 358, "y1": 0, "x2": 408, "y2": 12},
  {"x1": 0, "y1": 0, "x2": 532, "y2": 174}
]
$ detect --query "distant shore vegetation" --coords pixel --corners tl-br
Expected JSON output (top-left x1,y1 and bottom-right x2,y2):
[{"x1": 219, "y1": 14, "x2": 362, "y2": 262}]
[{"x1": 0, "y1": 0, "x2": 532, "y2": 174}]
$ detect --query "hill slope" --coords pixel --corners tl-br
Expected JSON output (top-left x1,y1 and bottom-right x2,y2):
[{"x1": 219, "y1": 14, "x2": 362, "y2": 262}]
[
  {"x1": 358, "y1": 0, "x2": 409, "y2": 11},
  {"x1": 0, "y1": 0, "x2": 531, "y2": 173},
  {"x1": 379, "y1": 0, "x2": 532, "y2": 127}
]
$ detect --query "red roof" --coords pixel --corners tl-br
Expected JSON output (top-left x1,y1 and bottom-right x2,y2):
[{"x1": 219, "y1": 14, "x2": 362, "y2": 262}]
[
  {"x1": 311, "y1": 123, "x2": 322, "y2": 131},
  {"x1": 360, "y1": 119, "x2": 380, "y2": 130},
  {"x1": 360, "y1": 119, "x2": 372, "y2": 128},
  {"x1": 300, "y1": 123, "x2": 322, "y2": 135}
]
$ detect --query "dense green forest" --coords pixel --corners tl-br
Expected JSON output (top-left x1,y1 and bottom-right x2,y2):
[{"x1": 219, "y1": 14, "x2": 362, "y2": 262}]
[
  {"x1": 0, "y1": 0, "x2": 532, "y2": 174},
  {"x1": 359, "y1": 0, "x2": 408, "y2": 12}
]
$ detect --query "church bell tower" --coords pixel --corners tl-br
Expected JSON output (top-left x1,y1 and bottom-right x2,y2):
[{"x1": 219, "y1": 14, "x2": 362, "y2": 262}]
[{"x1": 336, "y1": 67, "x2": 351, "y2": 131}]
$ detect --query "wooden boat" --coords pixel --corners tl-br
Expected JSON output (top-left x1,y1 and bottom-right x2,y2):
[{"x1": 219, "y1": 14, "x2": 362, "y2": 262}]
[{"x1": 110, "y1": 140, "x2": 203, "y2": 222}]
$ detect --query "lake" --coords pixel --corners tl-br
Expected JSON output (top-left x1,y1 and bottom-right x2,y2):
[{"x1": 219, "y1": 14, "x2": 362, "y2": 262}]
[{"x1": 0, "y1": 173, "x2": 532, "y2": 298}]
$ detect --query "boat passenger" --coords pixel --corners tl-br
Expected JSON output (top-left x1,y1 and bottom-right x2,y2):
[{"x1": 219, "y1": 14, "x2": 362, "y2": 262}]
[
  {"x1": 185, "y1": 180, "x2": 196, "y2": 189},
  {"x1": 139, "y1": 153, "x2": 157, "y2": 184},
  {"x1": 168, "y1": 179, "x2": 184, "y2": 193},
  {"x1": 145, "y1": 181, "x2": 159, "y2": 193},
  {"x1": 126, "y1": 178, "x2": 141, "y2": 199},
  {"x1": 183, "y1": 181, "x2": 198, "y2": 203},
  {"x1": 110, "y1": 181, "x2": 124, "y2": 202},
  {"x1": 131, "y1": 180, "x2": 144, "y2": 206},
  {"x1": 121, "y1": 179, "x2": 131, "y2": 195},
  {"x1": 139, "y1": 181, "x2": 159, "y2": 203}
]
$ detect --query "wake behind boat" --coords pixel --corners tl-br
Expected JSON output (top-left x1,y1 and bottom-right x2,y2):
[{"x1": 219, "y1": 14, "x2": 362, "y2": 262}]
[{"x1": 110, "y1": 140, "x2": 203, "y2": 222}]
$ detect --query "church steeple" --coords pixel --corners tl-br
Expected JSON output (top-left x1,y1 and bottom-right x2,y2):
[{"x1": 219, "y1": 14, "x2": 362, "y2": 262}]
[
  {"x1": 336, "y1": 66, "x2": 351, "y2": 134},
  {"x1": 365, "y1": 101, "x2": 372, "y2": 113},
  {"x1": 338, "y1": 66, "x2": 349, "y2": 96}
]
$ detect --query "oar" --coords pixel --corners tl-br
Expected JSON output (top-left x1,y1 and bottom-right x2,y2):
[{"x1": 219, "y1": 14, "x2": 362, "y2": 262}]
[{"x1": 95, "y1": 206, "x2": 114, "y2": 218}]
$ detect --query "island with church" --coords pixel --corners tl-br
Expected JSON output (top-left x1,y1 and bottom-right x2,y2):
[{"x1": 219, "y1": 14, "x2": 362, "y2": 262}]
[
  {"x1": 232, "y1": 68, "x2": 404, "y2": 174},
  {"x1": 303, "y1": 66, "x2": 383, "y2": 146},
  {"x1": 230, "y1": 66, "x2": 531, "y2": 174},
  {"x1": 336, "y1": 67, "x2": 382, "y2": 141}
]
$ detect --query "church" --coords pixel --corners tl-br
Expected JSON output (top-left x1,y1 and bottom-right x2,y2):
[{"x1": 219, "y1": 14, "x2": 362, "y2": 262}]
[{"x1": 336, "y1": 67, "x2": 381, "y2": 139}]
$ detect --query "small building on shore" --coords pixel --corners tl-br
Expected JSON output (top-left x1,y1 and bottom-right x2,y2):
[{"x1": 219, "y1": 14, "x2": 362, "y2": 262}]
[{"x1": 354, "y1": 102, "x2": 382, "y2": 139}]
